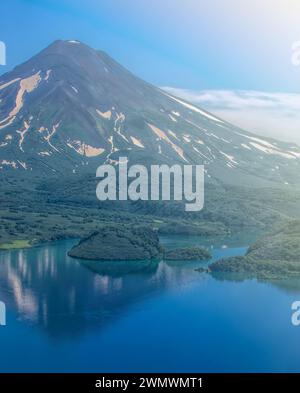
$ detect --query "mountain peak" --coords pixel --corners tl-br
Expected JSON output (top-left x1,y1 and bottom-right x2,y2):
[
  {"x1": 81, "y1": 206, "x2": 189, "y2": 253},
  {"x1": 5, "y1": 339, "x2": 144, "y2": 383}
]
[
  {"x1": 0, "y1": 39, "x2": 116, "y2": 83},
  {"x1": 43, "y1": 39, "x2": 94, "y2": 54}
]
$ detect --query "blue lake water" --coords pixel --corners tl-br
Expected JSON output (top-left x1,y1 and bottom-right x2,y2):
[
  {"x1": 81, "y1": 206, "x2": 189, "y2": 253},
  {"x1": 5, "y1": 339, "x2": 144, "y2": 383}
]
[{"x1": 0, "y1": 235, "x2": 300, "y2": 372}]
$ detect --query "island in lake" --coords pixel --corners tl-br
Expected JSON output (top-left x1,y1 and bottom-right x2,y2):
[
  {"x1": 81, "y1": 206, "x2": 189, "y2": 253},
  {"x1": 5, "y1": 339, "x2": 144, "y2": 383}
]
[
  {"x1": 68, "y1": 225, "x2": 212, "y2": 262},
  {"x1": 68, "y1": 225, "x2": 163, "y2": 260}
]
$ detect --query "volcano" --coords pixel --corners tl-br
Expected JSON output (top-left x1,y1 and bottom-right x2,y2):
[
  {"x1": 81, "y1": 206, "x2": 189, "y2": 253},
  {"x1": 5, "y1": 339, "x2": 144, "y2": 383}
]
[{"x1": 0, "y1": 40, "x2": 300, "y2": 188}]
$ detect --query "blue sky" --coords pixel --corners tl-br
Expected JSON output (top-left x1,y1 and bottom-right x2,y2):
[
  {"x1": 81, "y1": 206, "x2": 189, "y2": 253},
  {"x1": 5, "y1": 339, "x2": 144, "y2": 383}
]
[
  {"x1": 1, "y1": 0, "x2": 300, "y2": 143},
  {"x1": 1, "y1": 0, "x2": 300, "y2": 92}
]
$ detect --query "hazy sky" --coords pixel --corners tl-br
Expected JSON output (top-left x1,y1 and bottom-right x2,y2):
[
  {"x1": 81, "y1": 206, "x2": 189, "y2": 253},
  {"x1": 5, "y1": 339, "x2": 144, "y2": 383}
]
[
  {"x1": 164, "y1": 87, "x2": 300, "y2": 145},
  {"x1": 1, "y1": 0, "x2": 300, "y2": 142}
]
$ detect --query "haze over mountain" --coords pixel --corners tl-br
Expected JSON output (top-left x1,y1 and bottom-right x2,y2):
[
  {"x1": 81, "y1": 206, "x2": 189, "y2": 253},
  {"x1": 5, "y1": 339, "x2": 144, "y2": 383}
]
[
  {"x1": 1, "y1": 40, "x2": 300, "y2": 187},
  {"x1": 163, "y1": 87, "x2": 300, "y2": 146}
]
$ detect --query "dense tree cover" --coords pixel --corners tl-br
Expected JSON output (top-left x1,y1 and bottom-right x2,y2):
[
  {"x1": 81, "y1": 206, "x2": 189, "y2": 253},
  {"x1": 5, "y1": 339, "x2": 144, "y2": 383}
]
[
  {"x1": 210, "y1": 220, "x2": 300, "y2": 279},
  {"x1": 164, "y1": 247, "x2": 211, "y2": 261},
  {"x1": 68, "y1": 225, "x2": 163, "y2": 260}
]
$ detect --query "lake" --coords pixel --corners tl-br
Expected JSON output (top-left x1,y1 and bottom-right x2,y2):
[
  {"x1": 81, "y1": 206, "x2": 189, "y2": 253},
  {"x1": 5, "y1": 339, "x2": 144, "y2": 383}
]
[{"x1": 0, "y1": 234, "x2": 300, "y2": 372}]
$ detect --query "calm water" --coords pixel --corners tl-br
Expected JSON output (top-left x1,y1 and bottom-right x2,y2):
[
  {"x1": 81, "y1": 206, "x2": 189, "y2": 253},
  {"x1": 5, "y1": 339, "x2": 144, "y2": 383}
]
[{"x1": 0, "y1": 235, "x2": 300, "y2": 372}]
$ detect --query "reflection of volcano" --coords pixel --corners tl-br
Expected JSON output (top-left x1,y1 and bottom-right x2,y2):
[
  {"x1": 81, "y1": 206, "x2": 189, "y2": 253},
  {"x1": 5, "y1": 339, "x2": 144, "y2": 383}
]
[{"x1": 0, "y1": 240, "x2": 199, "y2": 339}]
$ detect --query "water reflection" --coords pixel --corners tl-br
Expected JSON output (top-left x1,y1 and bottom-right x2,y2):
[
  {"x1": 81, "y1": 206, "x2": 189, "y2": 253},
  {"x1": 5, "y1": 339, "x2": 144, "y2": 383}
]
[
  {"x1": 0, "y1": 240, "x2": 204, "y2": 339},
  {"x1": 80, "y1": 259, "x2": 159, "y2": 277},
  {"x1": 210, "y1": 271, "x2": 300, "y2": 294}
]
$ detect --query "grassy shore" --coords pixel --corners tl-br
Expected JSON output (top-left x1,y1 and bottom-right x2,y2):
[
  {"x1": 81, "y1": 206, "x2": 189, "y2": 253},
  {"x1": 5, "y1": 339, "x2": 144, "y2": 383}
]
[{"x1": 0, "y1": 240, "x2": 31, "y2": 250}]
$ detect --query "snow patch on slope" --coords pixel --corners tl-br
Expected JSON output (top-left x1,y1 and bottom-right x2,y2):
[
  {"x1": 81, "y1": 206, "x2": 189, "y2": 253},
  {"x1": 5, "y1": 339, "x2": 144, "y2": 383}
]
[
  {"x1": 163, "y1": 91, "x2": 224, "y2": 123},
  {"x1": 67, "y1": 140, "x2": 105, "y2": 157},
  {"x1": 96, "y1": 109, "x2": 112, "y2": 120},
  {"x1": 0, "y1": 78, "x2": 21, "y2": 90},
  {"x1": 130, "y1": 136, "x2": 144, "y2": 148},
  {"x1": 148, "y1": 123, "x2": 187, "y2": 161},
  {"x1": 0, "y1": 72, "x2": 41, "y2": 128},
  {"x1": 16, "y1": 121, "x2": 30, "y2": 152}
]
